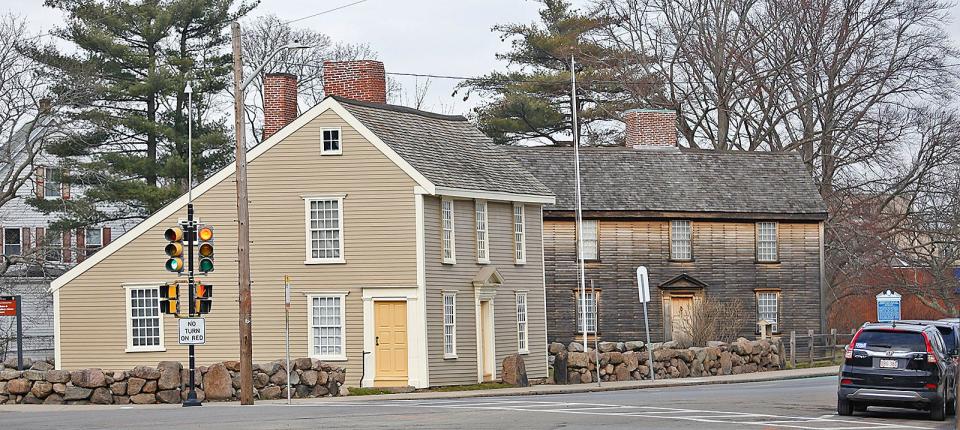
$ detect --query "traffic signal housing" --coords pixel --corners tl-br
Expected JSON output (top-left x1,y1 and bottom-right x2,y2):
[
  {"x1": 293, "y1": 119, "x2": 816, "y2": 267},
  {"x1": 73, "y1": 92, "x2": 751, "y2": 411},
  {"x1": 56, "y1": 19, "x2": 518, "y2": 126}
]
[
  {"x1": 164, "y1": 226, "x2": 184, "y2": 272},
  {"x1": 159, "y1": 282, "x2": 179, "y2": 315},
  {"x1": 197, "y1": 226, "x2": 214, "y2": 274},
  {"x1": 195, "y1": 282, "x2": 212, "y2": 314}
]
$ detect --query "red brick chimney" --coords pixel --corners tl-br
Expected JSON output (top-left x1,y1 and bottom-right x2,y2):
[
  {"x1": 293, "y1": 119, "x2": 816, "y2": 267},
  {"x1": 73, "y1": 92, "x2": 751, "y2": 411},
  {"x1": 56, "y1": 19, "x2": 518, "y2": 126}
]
[
  {"x1": 322, "y1": 60, "x2": 387, "y2": 104},
  {"x1": 263, "y1": 73, "x2": 298, "y2": 140},
  {"x1": 623, "y1": 108, "x2": 677, "y2": 149}
]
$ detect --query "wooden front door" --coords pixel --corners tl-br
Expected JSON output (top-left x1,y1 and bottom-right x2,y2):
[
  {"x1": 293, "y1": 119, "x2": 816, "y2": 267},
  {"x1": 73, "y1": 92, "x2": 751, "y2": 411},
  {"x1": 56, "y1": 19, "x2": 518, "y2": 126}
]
[
  {"x1": 478, "y1": 300, "x2": 495, "y2": 382},
  {"x1": 670, "y1": 296, "x2": 694, "y2": 341},
  {"x1": 374, "y1": 301, "x2": 408, "y2": 386}
]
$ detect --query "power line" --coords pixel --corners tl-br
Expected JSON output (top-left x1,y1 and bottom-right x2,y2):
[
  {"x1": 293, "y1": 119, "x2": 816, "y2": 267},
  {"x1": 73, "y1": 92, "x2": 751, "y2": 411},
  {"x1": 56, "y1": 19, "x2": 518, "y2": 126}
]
[{"x1": 283, "y1": 0, "x2": 370, "y2": 24}]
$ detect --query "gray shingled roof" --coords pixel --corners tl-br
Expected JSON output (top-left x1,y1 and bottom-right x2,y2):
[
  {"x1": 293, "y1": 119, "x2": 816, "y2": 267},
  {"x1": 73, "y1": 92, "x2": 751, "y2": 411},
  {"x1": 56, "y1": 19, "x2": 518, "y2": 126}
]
[
  {"x1": 504, "y1": 146, "x2": 827, "y2": 218},
  {"x1": 334, "y1": 96, "x2": 553, "y2": 197}
]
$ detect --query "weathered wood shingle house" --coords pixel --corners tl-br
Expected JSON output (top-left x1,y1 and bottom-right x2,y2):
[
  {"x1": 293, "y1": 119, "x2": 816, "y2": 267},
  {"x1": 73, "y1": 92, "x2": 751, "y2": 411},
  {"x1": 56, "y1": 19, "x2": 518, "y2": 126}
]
[
  {"x1": 50, "y1": 61, "x2": 554, "y2": 388},
  {"x1": 507, "y1": 109, "x2": 828, "y2": 345}
]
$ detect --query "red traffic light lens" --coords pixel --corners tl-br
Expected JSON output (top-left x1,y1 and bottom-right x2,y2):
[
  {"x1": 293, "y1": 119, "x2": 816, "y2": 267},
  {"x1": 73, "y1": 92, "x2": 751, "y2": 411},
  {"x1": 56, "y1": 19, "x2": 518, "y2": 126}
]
[{"x1": 164, "y1": 227, "x2": 183, "y2": 242}]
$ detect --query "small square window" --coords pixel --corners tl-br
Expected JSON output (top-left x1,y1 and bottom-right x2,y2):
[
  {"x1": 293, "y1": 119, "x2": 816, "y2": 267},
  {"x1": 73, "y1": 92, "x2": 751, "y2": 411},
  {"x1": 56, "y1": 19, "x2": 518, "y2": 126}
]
[{"x1": 321, "y1": 128, "x2": 341, "y2": 155}]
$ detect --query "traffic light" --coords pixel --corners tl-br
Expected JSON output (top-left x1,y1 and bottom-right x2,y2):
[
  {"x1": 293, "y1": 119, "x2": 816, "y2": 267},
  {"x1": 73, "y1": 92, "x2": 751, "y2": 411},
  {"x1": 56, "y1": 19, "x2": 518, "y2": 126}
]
[
  {"x1": 197, "y1": 226, "x2": 214, "y2": 274},
  {"x1": 195, "y1": 282, "x2": 212, "y2": 314},
  {"x1": 164, "y1": 226, "x2": 184, "y2": 272},
  {"x1": 159, "y1": 282, "x2": 179, "y2": 315}
]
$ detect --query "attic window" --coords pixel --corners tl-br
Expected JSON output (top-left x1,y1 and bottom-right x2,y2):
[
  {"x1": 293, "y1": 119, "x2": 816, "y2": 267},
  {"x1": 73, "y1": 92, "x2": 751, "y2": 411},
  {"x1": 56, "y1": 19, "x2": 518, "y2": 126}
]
[{"x1": 321, "y1": 127, "x2": 341, "y2": 155}]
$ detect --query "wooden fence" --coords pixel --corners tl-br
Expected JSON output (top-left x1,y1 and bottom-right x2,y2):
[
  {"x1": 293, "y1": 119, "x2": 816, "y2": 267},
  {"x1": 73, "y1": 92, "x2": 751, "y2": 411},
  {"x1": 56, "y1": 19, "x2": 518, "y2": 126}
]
[{"x1": 785, "y1": 329, "x2": 856, "y2": 367}]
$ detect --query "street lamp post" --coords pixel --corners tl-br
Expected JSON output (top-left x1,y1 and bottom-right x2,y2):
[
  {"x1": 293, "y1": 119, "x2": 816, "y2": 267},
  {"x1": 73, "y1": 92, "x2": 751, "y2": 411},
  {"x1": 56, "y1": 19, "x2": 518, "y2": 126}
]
[{"x1": 230, "y1": 21, "x2": 308, "y2": 406}]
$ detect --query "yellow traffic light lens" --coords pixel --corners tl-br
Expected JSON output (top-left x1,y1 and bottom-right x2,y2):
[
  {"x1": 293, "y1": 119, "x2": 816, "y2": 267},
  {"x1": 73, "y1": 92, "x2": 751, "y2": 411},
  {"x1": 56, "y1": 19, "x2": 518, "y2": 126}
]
[
  {"x1": 198, "y1": 227, "x2": 213, "y2": 241},
  {"x1": 165, "y1": 257, "x2": 184, "y2": 272},
  {"x1": 165, "y1": 242, "x2": 183, "y2": 257},
  {"x1": 198, "y1": 243, "x2": 213, "y2": 257},
  {"x1": 164, "y1": 227, "x2": 183, "y2": 242}
]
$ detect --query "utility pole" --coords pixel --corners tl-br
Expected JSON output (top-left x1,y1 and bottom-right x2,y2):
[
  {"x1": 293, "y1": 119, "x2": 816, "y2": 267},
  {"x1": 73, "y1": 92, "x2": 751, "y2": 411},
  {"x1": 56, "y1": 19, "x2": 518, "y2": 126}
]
[
  {"x1": 183, "y1": 82, "x2": 201, "y2": 407},
  {"x1": 231, "y1": 21, "x2": 255, "y2": 406}
]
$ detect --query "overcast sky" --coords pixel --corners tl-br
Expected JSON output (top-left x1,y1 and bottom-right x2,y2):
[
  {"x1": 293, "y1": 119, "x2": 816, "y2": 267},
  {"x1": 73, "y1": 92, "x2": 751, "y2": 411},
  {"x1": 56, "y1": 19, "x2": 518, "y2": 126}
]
[{"x1": 5, "y1": 0, "x2": 960, "y2": 116}]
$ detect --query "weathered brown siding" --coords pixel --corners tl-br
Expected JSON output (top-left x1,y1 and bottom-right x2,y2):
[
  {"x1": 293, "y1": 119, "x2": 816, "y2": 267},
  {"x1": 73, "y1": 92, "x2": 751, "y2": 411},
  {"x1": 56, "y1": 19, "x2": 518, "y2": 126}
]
[
  {"x1": 424, "y1": 198, "x2": 548, "y2": 386},
  {"x1": 544, "y1": 218, "x2": 822, "y2": 343},
  {"x1": 57, "y1": 109, "x2": 419, "y2": 387}
]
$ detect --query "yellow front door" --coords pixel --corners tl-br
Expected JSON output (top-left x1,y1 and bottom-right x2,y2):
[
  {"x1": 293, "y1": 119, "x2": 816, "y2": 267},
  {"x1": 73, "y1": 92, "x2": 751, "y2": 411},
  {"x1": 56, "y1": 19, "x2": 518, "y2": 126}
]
[
  {"x1": 374, "y1": 301, "x2": 408, "y2": 386},
  {"x1": 670, "y1": 296, "x2": 694, "y2": 342}
]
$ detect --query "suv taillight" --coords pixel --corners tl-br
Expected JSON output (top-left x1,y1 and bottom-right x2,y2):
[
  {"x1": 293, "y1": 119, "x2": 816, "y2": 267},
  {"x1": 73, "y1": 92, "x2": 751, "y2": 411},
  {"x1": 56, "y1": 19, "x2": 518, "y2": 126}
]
[
  {"x1": 846, "y1": 327, "x2": 864, "y2": 359},
  {"x1": 923, "y1": 332, "x2": 938, "y2": 364}
]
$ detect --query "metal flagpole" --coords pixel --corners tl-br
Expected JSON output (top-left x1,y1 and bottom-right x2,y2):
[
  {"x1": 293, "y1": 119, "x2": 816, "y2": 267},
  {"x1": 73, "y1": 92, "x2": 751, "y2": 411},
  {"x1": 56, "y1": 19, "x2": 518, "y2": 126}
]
[
  {"x1": 570, "y1": 55, "x2": 593, "y2": 382},
  {"x1": 590, "y1": 280, "x2": 600, "y2": 386}
]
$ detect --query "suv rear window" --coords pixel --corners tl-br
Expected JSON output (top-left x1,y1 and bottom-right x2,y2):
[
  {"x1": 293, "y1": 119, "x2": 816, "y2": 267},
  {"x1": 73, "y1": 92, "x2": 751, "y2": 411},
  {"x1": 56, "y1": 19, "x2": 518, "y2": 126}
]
[{"x1": 855, "y1": 330, "x2": 925, "y2": 352}]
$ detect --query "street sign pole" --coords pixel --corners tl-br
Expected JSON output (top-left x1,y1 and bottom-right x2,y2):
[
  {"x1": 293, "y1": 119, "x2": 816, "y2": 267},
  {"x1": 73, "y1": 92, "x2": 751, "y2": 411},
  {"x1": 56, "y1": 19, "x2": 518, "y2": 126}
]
[
  {"x1": 0, "y1": 296, "x2": 24, "y2": 370},
  {"x1": 284, "y1": 275, "x2": 291, "y2": 405},
  {"x1": 183, "y1": 203, "x2": 201, "y2": 407},
  {"x1": 637, "y1": 267, "x2": 655, "y2": 381}
]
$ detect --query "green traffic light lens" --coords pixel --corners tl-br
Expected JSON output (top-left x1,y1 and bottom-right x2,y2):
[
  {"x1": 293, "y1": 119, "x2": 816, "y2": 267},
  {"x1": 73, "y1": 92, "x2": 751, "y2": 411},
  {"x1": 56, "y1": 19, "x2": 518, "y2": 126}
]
[
  {"x1": 199, "y1": 258, "x2": 214, "y2": 273},
  {"x1": 165, "y1": 258, "x2": 183, "y2": 272}
]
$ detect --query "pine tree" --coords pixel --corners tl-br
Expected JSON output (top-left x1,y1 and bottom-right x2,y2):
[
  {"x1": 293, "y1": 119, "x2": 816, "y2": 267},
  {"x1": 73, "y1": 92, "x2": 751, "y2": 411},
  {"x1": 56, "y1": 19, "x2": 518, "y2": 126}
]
[
  {"x1": 460, "y1": 0, "x2": 662, "y2": 146},
  {"x1": 28, "y1": 0, "x2": 254, "y2": 229}
]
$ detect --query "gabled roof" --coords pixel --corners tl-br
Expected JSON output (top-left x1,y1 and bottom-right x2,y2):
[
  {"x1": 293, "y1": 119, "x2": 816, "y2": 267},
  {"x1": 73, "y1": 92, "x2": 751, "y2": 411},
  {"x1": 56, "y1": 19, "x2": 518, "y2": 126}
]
[
  {"x1": 659, "y1": 273, "x2": 709, "y2": 289},
  {"x1": 50, "y1": 97, "x2": 553, "y2": 291},
  {"x1": 334, "y1": 97, "x2": 553, "y2": 198},
  {"x1": 504, "y1": 146, "x2": 827, "y2": 219}
]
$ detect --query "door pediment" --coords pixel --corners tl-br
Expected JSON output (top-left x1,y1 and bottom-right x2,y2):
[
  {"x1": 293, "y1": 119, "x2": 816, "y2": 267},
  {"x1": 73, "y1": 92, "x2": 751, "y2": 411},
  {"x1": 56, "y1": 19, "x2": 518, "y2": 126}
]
[{"x1": 658, "y1": 273, "x2": 708, "y2": 291}]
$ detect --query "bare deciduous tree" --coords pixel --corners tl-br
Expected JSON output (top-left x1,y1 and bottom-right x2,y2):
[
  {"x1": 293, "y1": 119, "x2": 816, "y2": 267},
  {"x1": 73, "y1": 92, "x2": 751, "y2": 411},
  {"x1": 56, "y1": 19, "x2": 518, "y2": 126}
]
[{"x1": 674, "y1": 298, "x2": 751, "y2": 347}]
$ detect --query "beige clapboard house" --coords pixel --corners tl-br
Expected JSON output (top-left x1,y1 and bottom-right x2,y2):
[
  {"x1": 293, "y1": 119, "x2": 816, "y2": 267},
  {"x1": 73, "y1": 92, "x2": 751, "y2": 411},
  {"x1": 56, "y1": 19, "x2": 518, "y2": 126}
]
[{"x1": 49, "y1": 61, "x2": 554, "y2": 388}]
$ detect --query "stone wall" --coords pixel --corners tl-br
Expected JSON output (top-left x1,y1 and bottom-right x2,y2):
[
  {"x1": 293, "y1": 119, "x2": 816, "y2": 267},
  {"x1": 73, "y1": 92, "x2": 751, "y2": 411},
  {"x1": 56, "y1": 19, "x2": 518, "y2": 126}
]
[
  {"x1": 549, "y1": 338, "x2": 785, "y2": 384},
  {"x1": 0, "y1": 357, "x2": 345, "y2": 405}
]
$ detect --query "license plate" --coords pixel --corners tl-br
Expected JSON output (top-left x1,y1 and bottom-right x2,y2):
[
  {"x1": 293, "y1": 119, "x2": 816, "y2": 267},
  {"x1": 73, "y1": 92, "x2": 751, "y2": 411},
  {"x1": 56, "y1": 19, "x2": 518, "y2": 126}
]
[{"x1": 879, "y1": 359, "x2": 898, "y2": 369}]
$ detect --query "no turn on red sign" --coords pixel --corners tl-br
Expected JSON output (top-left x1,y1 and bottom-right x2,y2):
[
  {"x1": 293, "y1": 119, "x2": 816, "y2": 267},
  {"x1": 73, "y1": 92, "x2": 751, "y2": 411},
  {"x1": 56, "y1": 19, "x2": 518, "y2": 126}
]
[{"x1": 178, "y1": 318, "x2": 205, "y2": 345}]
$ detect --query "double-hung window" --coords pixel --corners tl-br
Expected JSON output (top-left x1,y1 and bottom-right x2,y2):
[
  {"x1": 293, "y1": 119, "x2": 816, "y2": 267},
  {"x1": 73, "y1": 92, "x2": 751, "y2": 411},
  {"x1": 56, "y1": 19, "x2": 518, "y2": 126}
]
[
  {"x1": 45, "y1": 230, "x2": 62, "y2": 262},
  {"x1": 321, "y1": 127, "x2": 342, "y2": 155},
  {"x1": 44, "y1": 167, "x2": 60, "y2": 199},
  {"x1": 441, "y1": 199, "x2": 456, "y2": 264},
  {"x1": 3, "y1": 228, "x2": 21, "y2": 256},
  {"x1": 443, "y1": 292, "x2": 457, "y2": 358},
  {"x1": 305, "y1": 196, "x2": 345, "y2": 263},
  {"x1": 475, "y1": 200, "x2": 489, "y2": 264},
  {"x1": 580, "y1": 220, "x2": 598, "y2": 260},
  {"x1": 513, "y1": 204, "x2": 526, "y2": 264},
  {"x1": 516, "y1": 293, "x2": 529, "y2": 354},
  {"x1": 125, "y1": 285, "x2": 164, "y2": 352},
  {"x1": 576, "y1": 291, "x2": 598, "y2": 334},
  {"x1": 309, "y1": 294, "x2": 346, "y2": 360},
  {"x1": 85, "y1": 228, "x2": 103, "y2": 257},
  {"x1": 756, "y1": 222, "x2": 778, "y2": 262},
  {"x1": 756, "y1": 291, "x2": 779, "y2": 332},
  {"x1": 671, "y1": 220, "x2": 692, "y2": 260}
]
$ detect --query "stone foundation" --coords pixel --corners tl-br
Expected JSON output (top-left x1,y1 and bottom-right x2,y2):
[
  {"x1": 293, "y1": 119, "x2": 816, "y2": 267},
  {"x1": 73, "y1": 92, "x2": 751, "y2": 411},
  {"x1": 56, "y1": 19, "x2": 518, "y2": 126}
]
[
  {"x1": 549, "y1": 338, "x2": 785, "y2": 384},
  {"x1": 0, "y1": 357, "x2": 346, "y2": 404}
]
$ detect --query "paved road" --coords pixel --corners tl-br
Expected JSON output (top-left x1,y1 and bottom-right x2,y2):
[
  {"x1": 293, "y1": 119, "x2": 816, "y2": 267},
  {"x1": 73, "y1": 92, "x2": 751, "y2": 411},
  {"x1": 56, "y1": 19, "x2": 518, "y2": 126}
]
[{"x1": 0, "y1": 376, "x2": 953, "y2": 429}]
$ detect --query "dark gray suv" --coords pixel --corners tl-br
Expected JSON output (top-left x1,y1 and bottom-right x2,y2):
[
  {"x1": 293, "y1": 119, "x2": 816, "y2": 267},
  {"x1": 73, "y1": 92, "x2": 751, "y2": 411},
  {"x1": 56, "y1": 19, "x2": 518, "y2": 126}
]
[{"x1": 838, "y1": 322, "x2": 956, "y2": 421}]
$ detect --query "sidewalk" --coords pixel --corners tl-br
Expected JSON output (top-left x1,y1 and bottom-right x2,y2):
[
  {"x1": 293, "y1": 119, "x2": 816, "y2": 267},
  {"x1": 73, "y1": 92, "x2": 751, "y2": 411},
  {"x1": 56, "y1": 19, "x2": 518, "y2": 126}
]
[
  {"x1": 291, "y1": 365, "x2": 840, "y2": 403},
  {"x1": 0, "y1": 366, "x2": 838, "y2": 411}
]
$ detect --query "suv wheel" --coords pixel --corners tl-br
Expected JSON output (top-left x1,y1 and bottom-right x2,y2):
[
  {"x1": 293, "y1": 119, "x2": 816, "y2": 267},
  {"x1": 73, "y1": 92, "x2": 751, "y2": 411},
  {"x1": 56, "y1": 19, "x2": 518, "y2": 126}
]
[
  {"x1": 853, "y1": 403, "x2": 867, "y2": 412},
  {"x1": 837, "y1": 397, "x2": 853, "y2": 416},
  {"x1": 930, "y1": 398, "x2": 946, "y2": 421},
  {"x1": 947, "y1": 395, "x2": 956, "y2": 417}
]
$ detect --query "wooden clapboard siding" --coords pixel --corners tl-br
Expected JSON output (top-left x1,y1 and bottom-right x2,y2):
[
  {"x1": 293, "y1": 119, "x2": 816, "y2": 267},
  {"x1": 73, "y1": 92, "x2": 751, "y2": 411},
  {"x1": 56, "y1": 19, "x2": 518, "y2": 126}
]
[
  {"x1": 424, "y1": 198, "x2": 547, "y2": 386},
  {"x1": 57, "y1": 109, "x2": 419, "y2": 388},
  {"x1": 544, "y1": 218, "x2": 822, "y2": 344}
]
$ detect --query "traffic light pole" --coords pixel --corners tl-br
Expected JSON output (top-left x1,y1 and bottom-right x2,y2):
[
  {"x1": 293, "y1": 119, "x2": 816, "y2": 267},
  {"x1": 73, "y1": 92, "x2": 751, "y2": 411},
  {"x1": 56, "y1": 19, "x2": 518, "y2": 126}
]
[{"x1": 183, "y1": 203, "x2": 201, "y2": 407}]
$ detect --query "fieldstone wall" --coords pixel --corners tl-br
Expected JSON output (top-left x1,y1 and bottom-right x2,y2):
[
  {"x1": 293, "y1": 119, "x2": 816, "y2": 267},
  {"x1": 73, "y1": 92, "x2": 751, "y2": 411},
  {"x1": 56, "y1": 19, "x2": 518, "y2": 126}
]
[
  {"x1": 0, "y1": 357, "x2": 346, "y2": 405},
  {"x1": 549, "y1": 337, "x2": 785, "y2": 384}
]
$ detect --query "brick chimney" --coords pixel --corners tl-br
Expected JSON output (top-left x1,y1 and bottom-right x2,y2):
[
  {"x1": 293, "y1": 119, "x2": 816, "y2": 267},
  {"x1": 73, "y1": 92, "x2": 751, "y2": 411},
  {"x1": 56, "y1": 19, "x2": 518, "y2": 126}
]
[
  {"x1": 263, "y1": 73, "x2": 298, "y2": 140},
  {"x1": 322, "y1": 60, "x2": 387, "y2": 104},
  {"x1": 623, "y1": 108, "x2": 677, "y2": 149}
]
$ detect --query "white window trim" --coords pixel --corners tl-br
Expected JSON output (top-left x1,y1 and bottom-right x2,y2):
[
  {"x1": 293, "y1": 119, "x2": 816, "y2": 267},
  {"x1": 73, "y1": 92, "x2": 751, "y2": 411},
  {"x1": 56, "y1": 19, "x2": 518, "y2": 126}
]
[
  {"x1": 513, "y1": 203, "x2": 526, "y2": 264},
  {"x1": 756, "y1": 221, "x2": 778, "y2": 262},
  {"x1": 3, "y1": 227, "x2": 22, "y2": 256},
  {"x1": 756, "y1": 291, "x2": 780, "y2": 333},
  {"x1": 441, "y1": 198, "x2": 457, "y2": 264},
  {"x1": 320, "y1": 126, "x2": 343, "y2": 155},
  {"x1": 124, "y1": 284, "x2": 166, "y2": 353},
  {"x1": 516, "y1": 292, "x2": 529, "y2": 354},
  {"x1": 303, "y1": 195, "x2": 346, "y2": 264},
  {"x1": 85, "y1": 227, "x2": 104, "y2": 255},
  {"x1": 670, "y1": 220, "x2": 692, "y2": 261},
  {"x1": 307, "y1": 293, "x2": 348, "y2": 361},
  {"x1": 43, "y1": 166, "x2": 60, "y2": 200},
  {"x1": 576, "y1": 290, "x2": 598, "y2": 334},
  {"x1": 443, "y1": 291, "x2": 458, "y2": 359},
  {"x1": 475, "y1": 200, "x2": 489, "y2": 264},
  {"x1": 580, "y1": 219, "x2": 599, "y2": 261}
]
